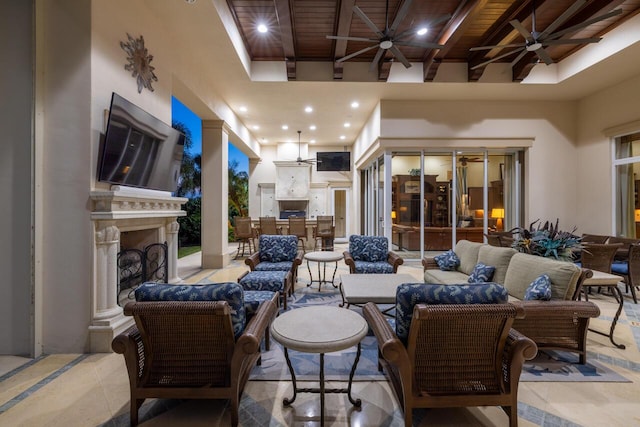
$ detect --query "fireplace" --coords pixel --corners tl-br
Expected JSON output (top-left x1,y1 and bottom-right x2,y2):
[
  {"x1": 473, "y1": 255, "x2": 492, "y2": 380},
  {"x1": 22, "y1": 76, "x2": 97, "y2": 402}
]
[{"x1": 89, "y1": 186, "x2": 187, "y2": 352}]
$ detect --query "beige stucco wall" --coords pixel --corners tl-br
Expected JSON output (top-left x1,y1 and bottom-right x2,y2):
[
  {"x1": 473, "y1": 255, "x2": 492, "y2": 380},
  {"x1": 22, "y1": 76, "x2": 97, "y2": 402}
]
[{"x1": 576, "y1": 74, "x2": 640, "y2": 235}]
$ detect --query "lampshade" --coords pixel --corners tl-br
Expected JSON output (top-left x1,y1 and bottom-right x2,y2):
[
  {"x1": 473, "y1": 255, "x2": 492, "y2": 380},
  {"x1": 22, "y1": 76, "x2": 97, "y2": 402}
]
[
  {"x1": 391, "y1": 210, "x2": 397, "y2": 219},
  {"x1": 491, "y1": 208, "x2": 505, "y2": 219},
  {"x1": 635, "y1": 209, "x2": 640, "y2": 222}
]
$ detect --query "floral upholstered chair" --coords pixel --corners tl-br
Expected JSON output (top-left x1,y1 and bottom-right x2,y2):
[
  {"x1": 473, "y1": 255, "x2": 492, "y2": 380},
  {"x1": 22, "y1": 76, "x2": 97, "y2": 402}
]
[
  {"x1": 245, "y1": 234, "x2": 303, "y2": 290},
  {"x1": 363, "y1": 283, "x2": 537, "y2": 427},
  {"x1": 112, "y1": 282, "x2": 278, "y2": 426},
  {"x1": 343, "y1": 235, "x2": 403, "y2": 274}
]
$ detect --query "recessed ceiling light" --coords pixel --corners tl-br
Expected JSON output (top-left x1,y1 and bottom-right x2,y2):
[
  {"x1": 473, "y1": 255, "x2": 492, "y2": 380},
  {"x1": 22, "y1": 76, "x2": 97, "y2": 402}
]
[
  {"x1": 304, "y1": 106, "x2": 313, "y2": 113},
  {"x1": 282, "y1": 124, "x2": 289, "y2": 130},
  {"x1": 351, "y1": 101, "x2": 359, "y2": 109},
  {"x1": 252, "y1": 125, "x2": 260, "y2": 130},
  {"x1": 417, "y1": 28, "x2": 428, "y2": 36},
  {"x1": 257, "y1": 24, "x2": 268, "y2": 33},
  {"x1": 184, "y1": 0, "x2": 196, "y2": 3},
  {"x1": 310, "y1": 139, "x2": 316, "y2": 144},
  {"x1": 344, "y1": 122, "x2": 351, "y2": 128},
  {"x1": 340, "y1": 135, "x2": 346, "y2": 140},
  {"x1": 239, "y1": 106, "x2": 247, "y2": 112},
  {"x1": 309, "y1": 125, "x2": 316, "y2": 131}
]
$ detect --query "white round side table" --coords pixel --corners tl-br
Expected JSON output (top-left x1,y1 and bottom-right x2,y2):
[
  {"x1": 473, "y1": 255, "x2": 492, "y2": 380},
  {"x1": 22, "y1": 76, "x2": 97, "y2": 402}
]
[
  {"x1": 270, "y1": 306, "x2": 368, "y2": 425},
  {"x1": 303, "y1": 250, "x2": 343, "y2": 291}
]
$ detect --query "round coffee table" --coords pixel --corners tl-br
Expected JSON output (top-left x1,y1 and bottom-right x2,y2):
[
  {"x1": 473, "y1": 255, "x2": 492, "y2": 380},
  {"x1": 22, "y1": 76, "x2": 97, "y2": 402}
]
[
  {"x1": 304, "y1": 250, "x2": 343, "y2": 291},
  {"x1": 270, "y1": 306, "x2": 368, "y2": 425}
]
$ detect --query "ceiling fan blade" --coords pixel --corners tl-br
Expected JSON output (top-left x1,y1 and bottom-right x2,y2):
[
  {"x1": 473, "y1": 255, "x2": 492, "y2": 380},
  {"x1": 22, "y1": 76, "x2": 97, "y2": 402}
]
[
  {"x1": 470, "y1": 47, "x2": 524, "y2": 70},
  {"x1": 509, "y1": 49, "x2": 529, "y2": 67},
  {"x1": 389, "y1": 0, "x2": 413, "y2": 35},
  {"x1": 470, "y1": 43, "x2": 524, "y2": 51},
  {"x1": 539, "y1": 0, "x2": 587, "y2": 39},
  {"x1": 353, "y1": 6, "x2": 384, "y2": 38},
  {"x1": 393, "y1": 14, "x2": 452, "y2": 41},
  {"x1": 369, "y1": 48, "x2": 385, "y2": 73},
  {"x1": 547, "y1": 8, "x2": 623, "y2": 40},
  {"x1": 534, "y1": 47, "x2": 554, "y2": 65},
  {"x1": 510, "y1": 20, "x2": 533, "y2": 42},
  {"x1": 326, "y1": 35, "x2": 378, "y2": 43},
  {"x1": 394, "y1": 40, "x2": 445, "y2": 50},
  {"x1": 389, "y1": 45, "x2": 412, "y2": 68},
  {"x1": 337, "y1": 44, "x2": 380, "y2": 63},
  {"x1": 543, "y1": 37, "x2": 602, "y2": 46}
]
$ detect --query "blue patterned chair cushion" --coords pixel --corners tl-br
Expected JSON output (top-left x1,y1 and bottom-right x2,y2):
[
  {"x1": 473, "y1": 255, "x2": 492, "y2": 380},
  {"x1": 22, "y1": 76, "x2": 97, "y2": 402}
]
[
  {"x1": 468, "y1": 263, "x2": 496, "y2": 283},
  {"x1": 134, "y1": 282, "x2": 246, "y2": 339},
  {"x1": 524, "y1": 274, "x2": 552, "y2": 301},
  {"x1": 434, "y1": 249, "x2": 461, "y2": 271},
  {"x1": 611, "y1": 261, "x2": 628, "y2": 275},
  {"x1": 349, "y1": 235, "x2": 389, "y2": 262},
  {"x1": 395, "y1": 283, "x2": 508, "y2": 344},
  {"x1": 254, "y1": 261, "x2": 293, "y2": 272},
  {"x1": 239, "y1": 270, "x2": 288, "y2": 293},
  {"x1": 259, "y1": 235, "x2": 298, "y2": 263},
  {"x1": 243, "y1": 290, "x2": 277, "y2": 318},
  {"x1": 353, "y1": 260, "x2": 395, "y2": 274}
]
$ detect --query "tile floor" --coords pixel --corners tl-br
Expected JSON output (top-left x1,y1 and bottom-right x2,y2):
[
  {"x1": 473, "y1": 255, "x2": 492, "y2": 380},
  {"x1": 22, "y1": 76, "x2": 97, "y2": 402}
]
[{"x1": 1, "y1": 243, "x2": 640, "y2": 426}]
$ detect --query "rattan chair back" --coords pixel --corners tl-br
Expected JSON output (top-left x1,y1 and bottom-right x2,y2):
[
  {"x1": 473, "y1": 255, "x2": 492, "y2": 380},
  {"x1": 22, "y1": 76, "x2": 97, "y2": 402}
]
[
  {"x1": 288, "y1": 217, "x2": 307, "y2": 252},
  {"x1": 581, "y1": 233, "x2": 610, "y2": 244},
  {"x1": 234, "y1": 217, "x2": 255, "y2": 258},
  {"x1": 259, "y1": 216, "x2": 280, "y2": 235},
  {"x1": 580, "y1": 243, "x2": 623, "y2": 273},
  {"x1": 313, "y1": 216, "x2": 335, "y2": 250}
]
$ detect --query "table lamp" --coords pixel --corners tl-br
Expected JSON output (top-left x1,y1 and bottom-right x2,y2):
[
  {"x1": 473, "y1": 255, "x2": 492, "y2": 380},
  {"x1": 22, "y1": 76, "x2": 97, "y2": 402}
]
[
  {"x1": 491, "y1": 208, "x2": 505, "y2": 230},
  {"x1": 391, "y1": 210, "x2": 397, "y2": 223}
]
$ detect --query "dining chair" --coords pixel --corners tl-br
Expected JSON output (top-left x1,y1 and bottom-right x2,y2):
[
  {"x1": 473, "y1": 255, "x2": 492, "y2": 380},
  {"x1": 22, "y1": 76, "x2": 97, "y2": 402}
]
[
  {"x1": 313, "y1": 215, "x2": 335, "y2": 251},
  {"x1": 288, "y1": 216, "x2": 307, "y2": 253},
  {"x1": 578, "y1": 242, "x2": 623, "y2": 301},
  {"x1": 233, "y1": 216, "x2": 255, "y2": 259},
  {"x1": 258, "y1": 216, "x2": 282, "y2": 235}
]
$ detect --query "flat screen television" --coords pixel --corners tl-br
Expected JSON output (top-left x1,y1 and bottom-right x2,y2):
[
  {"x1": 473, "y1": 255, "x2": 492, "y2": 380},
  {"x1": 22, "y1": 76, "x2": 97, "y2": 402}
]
[
  {"x1": 316, "y1": 151, "x2": 350, "y2": 172},
  {"x1": 98, "y1": 92, "x2": 185, "y2": 192}
]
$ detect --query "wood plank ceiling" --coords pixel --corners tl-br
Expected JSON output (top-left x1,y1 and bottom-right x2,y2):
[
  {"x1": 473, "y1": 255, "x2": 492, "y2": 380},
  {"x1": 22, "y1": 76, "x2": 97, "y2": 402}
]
[{"x1": 226, "y1": 0, "x2": 640, "y2": 82}]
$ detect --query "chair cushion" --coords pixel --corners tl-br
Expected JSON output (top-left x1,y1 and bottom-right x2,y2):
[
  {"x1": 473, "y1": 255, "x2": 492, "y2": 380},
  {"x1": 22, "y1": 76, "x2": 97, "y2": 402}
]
[
  {"x1": 255, "y1": 261, "x2": 293, "y2": 272},
  {"x1": 353, "y1": 260, "x2": 394, "y2": 274},
  {"x1": 259, "y1": 235, "x2": 298, "y2": 263},
  {"x1": 349, "y1": 235, "x2": 388, "y2": 262},
  {"x1": 434, "y1": 249, "x2": 460, "y2": 271},
  {"x1": 239, "y1": 270, "x2": 288, "y2": 293},
  {"x1": 134, "y1": 282, "x2": 246, "y2": 338},
  {"x1": 468, "y1": 263, "x2": 496, "y2": 283},
  {"x1": 524, "y1": 274, "x2": 552, "y2": 301},
  {"x1": 424, "y1": 269, "x2": 471, "y2": 285},
  {"x1": 611, "y1": 261, "x2": 628, "y2": 275},
  {"x1": 395, "y1": 283, "x2": 509, "y2": 344},
  {"x1": 477, "y1": 245, "x2": 517, "y2": 284},
  {"x1": 243, "y1": 290, "x2": 277, "y2": 318}
]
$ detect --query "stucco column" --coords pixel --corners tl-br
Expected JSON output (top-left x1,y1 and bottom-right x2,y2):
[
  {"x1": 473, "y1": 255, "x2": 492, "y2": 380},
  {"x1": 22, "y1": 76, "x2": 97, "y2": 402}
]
[
  {"x1": 166, "y1": 219, "x2": 181, "y2": 282},
  {"x1": 201, "y1": 120, "x2": 230, "y2": 268}
]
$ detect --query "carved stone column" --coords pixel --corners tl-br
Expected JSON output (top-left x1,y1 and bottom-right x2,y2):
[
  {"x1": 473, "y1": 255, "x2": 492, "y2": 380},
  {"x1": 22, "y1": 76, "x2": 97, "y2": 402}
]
[{"x1": 166, "y1": 220, "x2": 181, "y2": 282}]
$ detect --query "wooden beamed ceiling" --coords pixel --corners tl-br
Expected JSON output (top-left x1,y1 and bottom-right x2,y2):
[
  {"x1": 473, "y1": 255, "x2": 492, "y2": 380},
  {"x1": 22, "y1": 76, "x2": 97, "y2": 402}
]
[{"x1": 226, "y1": 0, "x2": 640, "y2": 82}]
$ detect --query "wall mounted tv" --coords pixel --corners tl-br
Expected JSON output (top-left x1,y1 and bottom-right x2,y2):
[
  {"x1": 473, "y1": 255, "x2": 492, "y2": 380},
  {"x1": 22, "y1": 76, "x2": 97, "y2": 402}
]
[
  {"x1": 98, "y1": 92, "x2": 185, "y2": 192},
  {"x1": 316, "y1": 151, "x2": 351, "y2": 172}
]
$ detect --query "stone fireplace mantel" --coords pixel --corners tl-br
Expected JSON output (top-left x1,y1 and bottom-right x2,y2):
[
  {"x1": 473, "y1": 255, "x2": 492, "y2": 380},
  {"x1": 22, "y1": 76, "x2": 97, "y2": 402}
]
[{"x1": 89, "y1": 186, "x2": 187, "y2": 352}]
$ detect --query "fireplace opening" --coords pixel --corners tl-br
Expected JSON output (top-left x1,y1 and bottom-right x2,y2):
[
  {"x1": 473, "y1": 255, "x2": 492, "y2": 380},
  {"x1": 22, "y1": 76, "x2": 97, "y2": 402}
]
[{"x1": 117, "y1": 240, "x2": 168, "y2": 306}]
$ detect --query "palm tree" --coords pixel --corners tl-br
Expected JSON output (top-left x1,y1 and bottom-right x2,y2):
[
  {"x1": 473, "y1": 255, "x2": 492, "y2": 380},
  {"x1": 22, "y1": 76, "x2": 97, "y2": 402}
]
[
  {"x1": 228, "y1": 159, "x2": 248, "y2": 218},
  {"x1": 172, "y1": 121, "x2": 201, "y2": 197}
]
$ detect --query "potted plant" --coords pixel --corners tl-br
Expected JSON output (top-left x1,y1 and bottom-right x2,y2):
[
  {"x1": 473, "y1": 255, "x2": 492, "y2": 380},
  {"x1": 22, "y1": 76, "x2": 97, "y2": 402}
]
[{"x1": 510, "y1": 219, "x2": 582, "y2": 262}]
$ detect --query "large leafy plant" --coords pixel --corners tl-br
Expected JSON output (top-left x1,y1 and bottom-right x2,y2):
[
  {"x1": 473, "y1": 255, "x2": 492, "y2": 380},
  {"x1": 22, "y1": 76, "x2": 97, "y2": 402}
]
[{"x1": 510, "y1": 219, "x2": 582, "y2": 261}]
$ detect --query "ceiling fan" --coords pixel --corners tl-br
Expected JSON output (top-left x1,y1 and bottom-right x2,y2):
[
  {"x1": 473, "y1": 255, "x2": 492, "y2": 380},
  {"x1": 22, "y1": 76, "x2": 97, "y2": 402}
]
[
  {"x1": 326, "y1": 0, "x2": 449, "y2": 72},
  {"x1": 294, "y1": 130, "x2": 316, "y2": 165},
  {"x1": 469, "y1": 0, "x2": 622, "y2": 70},
  {"x1": 458, "y1": 156, "x2": 483, "y2": 167}
]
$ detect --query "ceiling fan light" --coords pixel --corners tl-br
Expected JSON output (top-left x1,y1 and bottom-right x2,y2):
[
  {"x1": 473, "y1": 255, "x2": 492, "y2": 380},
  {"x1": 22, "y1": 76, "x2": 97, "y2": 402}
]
[
  {"x1": 380, "y1": 40, "x2": 393, "y2": 49},
  {"x1": 417, "y1": 28, "x2": 428, "y2": 36},
  {"x1": 309, "y1": 125, "x2": 316, "y2": 130},
  {"x1": 526, "y1": 42, "x2": 542, "y2": 51}
]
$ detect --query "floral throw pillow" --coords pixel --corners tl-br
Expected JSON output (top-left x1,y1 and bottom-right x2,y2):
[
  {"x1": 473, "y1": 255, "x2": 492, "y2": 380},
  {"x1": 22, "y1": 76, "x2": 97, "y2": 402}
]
[
  {"x1": 433, "y1": 249, "x2": 460, "y2": 271},
  {"x1": 467, "y1": 263, "x2": 496, "y2": 283},
  {"x1": 524, "y1": 274, "x2": 552, "y2": 301}
]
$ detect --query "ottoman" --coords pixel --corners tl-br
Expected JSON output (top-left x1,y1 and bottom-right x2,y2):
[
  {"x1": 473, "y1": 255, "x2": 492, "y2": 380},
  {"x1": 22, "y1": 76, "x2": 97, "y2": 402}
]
[{"x1": 239, "y1": 270, "x2": 292, "y2": 309}]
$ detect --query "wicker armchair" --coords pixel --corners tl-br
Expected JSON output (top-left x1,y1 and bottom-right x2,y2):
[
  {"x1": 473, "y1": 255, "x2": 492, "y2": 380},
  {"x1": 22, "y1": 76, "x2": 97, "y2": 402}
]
[
  {"x1": 364, "y1": 283, "x2": 537, "y2": 427},
  {"x1": 343, "y1": 235, "x2": 403, "y2": 274},
  {"x1": 112, "y1": 282, "x2": 278, "y2": 426},
  {"x1": 245, "y1": 234, "x2": 303, "y2": 292}
]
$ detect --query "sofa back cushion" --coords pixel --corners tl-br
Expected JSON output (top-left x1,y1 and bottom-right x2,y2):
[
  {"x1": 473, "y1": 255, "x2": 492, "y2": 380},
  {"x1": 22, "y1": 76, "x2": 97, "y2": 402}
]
[
  {"x1": 259, "y1": 235, "x2": 298, "y2": 263},
  {"x1": 135, "y1": 282, "x2": 246, "y2": 338},
  {"x1": 453, "y1": 240, "x2": 483, "y2": 275},
  {"x1": 477, "y1": 245, "x2": 517, "y2": 284},
  {"x1": 503, "y1": 253, "x2": 581, "y2": 300},
  {"x1": 395, "y1": 283, "x2": 509, "y2": 344},
  {"x1": 349, "y1": 235, "x2": 388, "y2": 262}
]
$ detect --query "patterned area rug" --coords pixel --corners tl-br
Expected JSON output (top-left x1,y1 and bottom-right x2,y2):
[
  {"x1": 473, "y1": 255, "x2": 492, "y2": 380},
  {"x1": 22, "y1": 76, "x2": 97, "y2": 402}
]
[{"x1": 250, "y1": 286, "x2": 630, "y2": 383}]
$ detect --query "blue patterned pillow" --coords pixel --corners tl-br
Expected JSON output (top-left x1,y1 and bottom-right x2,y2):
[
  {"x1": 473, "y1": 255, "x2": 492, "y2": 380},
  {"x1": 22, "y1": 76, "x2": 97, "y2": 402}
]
[
  {"x1": 349, "y1": 235, "x2": 389, "y2": 262},
  {"x1": 467, "y1": 263, "x2": 495, "y2": 283},
  {"x1": 134, "y1": 282, "x2": 246, "y2": 339},
  {"x1": 524, "y1": 274, "x2": 552, "y2": 301},
  {"x1": 433, "y1": 249, "x2": 460, "y2": 271}
]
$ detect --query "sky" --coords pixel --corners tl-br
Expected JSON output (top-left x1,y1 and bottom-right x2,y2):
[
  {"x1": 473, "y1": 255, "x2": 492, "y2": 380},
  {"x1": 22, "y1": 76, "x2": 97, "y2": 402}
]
[{"x1": 171, "y1": 96, "x2": 248, "y2": 173}]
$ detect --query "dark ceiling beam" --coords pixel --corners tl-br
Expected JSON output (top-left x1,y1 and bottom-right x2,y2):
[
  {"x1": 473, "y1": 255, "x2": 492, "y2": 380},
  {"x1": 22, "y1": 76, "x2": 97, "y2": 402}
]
[
  {"x1": 423, "y1": 0, "x2": 490, "y2": 82},
  {"x1": 378, "y1": 58, "x2": 393, "y2": 82},
  {"x1": 332, "y1": 0, "x2": 356, "y2": 79},
  {"x1": 274, "y1": 0, "x2": 296, "y2": 80}
]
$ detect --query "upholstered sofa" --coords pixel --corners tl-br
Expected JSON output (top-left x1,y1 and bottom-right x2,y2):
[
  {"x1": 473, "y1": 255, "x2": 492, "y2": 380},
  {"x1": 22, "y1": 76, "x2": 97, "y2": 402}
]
[{"x1": 422, "y1": 240, "x2": 600, "y2": 363}]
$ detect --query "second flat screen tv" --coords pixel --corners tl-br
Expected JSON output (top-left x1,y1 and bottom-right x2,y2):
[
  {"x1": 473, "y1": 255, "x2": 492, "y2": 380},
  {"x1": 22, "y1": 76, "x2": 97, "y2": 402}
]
[{"x1": 316, "y1": 151, "x2": 350, "y2": 172}]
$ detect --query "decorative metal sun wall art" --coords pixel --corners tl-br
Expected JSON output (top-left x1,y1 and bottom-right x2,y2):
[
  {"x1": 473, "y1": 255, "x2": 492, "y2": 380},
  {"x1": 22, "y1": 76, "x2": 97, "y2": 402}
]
[{"x1": 120, "y1": 33, "x2": 158, "y2": 93}]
